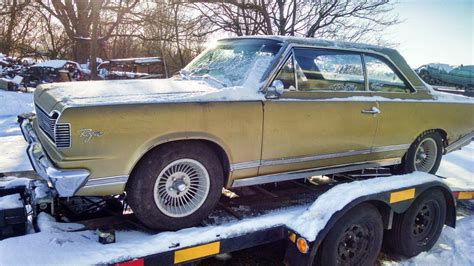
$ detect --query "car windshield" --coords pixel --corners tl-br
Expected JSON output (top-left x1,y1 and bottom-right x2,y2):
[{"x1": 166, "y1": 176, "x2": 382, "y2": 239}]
[{"x1": 182, "y1": 39, "x2": 283, "y2": 87}]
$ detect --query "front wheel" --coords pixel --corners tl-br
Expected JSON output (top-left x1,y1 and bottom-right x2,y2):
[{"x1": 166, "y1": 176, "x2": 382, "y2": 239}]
[
  {"x1": 127, "y1": 142, "x2": 224, "y2": 230},
  {"x1": 391, "y1": 130, "x2": 443, "y2": 175}
]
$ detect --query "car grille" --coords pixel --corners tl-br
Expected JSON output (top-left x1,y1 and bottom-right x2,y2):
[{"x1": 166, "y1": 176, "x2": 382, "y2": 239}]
[{"x1": 36, "y1": 105, "x2": 71, "y2": 148}]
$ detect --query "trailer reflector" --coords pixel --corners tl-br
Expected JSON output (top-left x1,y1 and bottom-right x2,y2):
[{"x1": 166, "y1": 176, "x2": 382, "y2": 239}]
[
  {"x1": 389, "y1": 188, "x2": 415, "y2": 203},
  {"x1": 174, "y1": 241, "x2": 220, "y2": 264},
  {"x1": 457, "y1": 191, "x2": 473, "y2": 200},
  {"x1": 288, "y1": 232, "x2": 296, "y2": 243}
]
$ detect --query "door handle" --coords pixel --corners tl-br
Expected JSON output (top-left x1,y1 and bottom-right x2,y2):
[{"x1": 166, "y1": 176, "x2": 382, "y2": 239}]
[{"x1": 361, "y1": 106, "x2": 381, "y2": 115}]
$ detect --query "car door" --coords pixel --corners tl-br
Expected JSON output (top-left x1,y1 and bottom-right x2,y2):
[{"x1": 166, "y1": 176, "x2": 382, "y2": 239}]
[
  {"x1": 259, "y1": 47, "x2": 379, "y2": 176},
  {"x1": 362, "y1": 54, "x2": 424, "y2": 162}
]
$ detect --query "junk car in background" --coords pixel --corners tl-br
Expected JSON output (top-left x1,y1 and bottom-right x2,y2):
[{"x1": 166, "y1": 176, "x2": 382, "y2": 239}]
[
  {"x1": 19, "y1": 60, "x2": 89, "y2": 88},
  {"x1": 416, "y1": 63, "x2": 474, "y2": 96},
  {"x1": 98, "y1": 57, "x2": 167, "y2": 80}
]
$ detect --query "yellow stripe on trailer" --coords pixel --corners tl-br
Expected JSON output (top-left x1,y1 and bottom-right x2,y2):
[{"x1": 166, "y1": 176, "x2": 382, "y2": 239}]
[
  {"x1": 390, "y1": 188, "x2": 416, "y2": 203},
  {"x1": 174, "y1": 241, "x2": 220, "y2": 264},
  {"x1": 458, "y1": 191, "x2": 473, "y2": 200}
]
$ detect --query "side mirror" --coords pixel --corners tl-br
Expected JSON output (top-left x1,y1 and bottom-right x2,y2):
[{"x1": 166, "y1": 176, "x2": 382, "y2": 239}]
[{"x1": 267, "y1": 80, "x2": 284, "y2": 98}]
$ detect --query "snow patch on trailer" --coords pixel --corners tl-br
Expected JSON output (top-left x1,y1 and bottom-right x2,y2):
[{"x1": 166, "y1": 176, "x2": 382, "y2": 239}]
[
  {"x1": 287, "y1": 173, "x2": 441, "y2": 241},
  {"x1": 0, "y1": 176, "x2": 32, "y2": 188},
  {"x1": 0, "y1": 193, "x2": 23, "y2": 210}
]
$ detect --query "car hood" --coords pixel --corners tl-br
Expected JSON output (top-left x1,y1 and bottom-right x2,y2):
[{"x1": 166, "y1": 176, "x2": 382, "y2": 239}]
[{"x1": 34, "y1": 78, "x2": 263, "y2": 113}]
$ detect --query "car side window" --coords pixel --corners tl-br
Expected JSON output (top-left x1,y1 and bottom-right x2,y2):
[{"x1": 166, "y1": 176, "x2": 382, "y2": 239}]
[
  {"x1": 274, "y1": 55, "x2": 296, "y2": 91},
  {"x1": 365, "y1": 55, "x2": 410, "y2": 93},
  {"x1": 293, "y1": 48, "x2": 365, "y2": 92}
]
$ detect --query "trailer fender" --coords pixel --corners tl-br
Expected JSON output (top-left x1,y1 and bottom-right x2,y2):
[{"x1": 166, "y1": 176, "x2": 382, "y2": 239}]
[{"x1": 284, "y1": 181, "x2": 456, "y2": 266}]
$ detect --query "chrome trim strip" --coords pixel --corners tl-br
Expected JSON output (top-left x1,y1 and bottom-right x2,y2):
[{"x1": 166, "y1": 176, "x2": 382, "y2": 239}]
[
  {"x1": 83, "y1": 175, "x2": 129, "y2": 188},
  {"x1": 445, "y1": 132, "x2": 474, "y2": 154},
  {"x1": 371, "y1": 144, "x2": 411, "y2": 153},
  {"x1": 230, "y1": 160, "x2": 261, "y2": 171},
  {"x1": 260, "y1": 149, "x2": 371, "y2": 167},
  {"x1": 231, "y1": 158, "x2": 401, "y2": 187},
  {"x1": 230, "y1": 144, "x2": 410, "y2": 170}
]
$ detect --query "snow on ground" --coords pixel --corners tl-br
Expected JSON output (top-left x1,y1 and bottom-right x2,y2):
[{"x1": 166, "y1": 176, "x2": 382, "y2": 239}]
[
  {"x1": 438, "y1": 143, "x2": 474, "y2": 190},
  {"x1": 0, "y1": 90, "x2": 33, "y2": 172},
  {"x1": 0, "y1": 135, "x2": 31, "y2": 173},
  {"x1": 0, "y1": 90, "x2": 33, "y2": 138}
]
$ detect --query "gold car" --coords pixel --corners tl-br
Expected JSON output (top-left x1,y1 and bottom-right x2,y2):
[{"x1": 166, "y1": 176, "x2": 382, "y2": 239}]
[{"x1": 21, "y1": 36, "x2": 474, "y2": 230}]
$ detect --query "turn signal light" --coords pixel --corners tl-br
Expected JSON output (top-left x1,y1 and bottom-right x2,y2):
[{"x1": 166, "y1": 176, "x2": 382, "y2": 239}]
[{"x1": 296, "y1": 237, "x2": 309, "y2": 254}]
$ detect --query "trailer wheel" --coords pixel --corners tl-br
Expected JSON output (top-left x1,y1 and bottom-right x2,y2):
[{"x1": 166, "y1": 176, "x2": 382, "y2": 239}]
[
  {"x1": 316, "y1": 203, "x2": 383, "y2": 266},
  {"x1": 391, "y1": 130, "x2": 443, "y2": 175},
  {"x1": 127, "y1": 142, "x2": 224, "y2": 230},
  {"x1": 383, "y1": 189, "x2": 446, "y2": 258}
]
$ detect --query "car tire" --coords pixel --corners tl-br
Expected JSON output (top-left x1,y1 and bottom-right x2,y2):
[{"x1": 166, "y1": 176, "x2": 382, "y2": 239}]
[
  {"x1": 383, "y1": 189, "x2": 446, "y2": 258},
  {"x1": 390, "y1": 130, "x2": 443, "y2": 175},
  {"x1": 316, "y1": 203, "x2": 384, "y2": 266},
  {"x1": 126, "y1": 141, "x2": 224, "y2": 230}
]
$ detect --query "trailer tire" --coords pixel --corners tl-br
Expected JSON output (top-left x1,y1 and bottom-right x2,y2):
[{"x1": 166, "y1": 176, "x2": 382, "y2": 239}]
[
  {"x1": 391, "y1": 130, "x2": 443, "y2": 175},
  {"x1": 383, "y1": 189, "x2": 446, "y2": 258},
  {"x1": 317, "y1": 203, "x2": 383, "y2": 266},
  {"x1": 127, "y1": 142, "x2": 224, "y2": 230}
]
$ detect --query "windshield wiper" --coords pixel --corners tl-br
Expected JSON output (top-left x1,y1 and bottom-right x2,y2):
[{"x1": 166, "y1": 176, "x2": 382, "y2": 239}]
[
  {"x1": 179, "y1": 69, "x2": 191, "y2": 79},
  {"x1": 199, "y1": 74, "x2": 228, "y2": 88},
  {"x1": 179, "y1": 69, "x2": 228, "y2": 88}
]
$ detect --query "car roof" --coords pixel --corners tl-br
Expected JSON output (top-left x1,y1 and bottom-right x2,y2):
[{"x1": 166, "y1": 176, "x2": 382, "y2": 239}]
[
  {"x1": 220, "y1": 35, "x2": 392, "y2": 55},
  {"x1": 219, "y1": 35, "x2": 426, "y2": 88},
  {"x1": 34, "y1": 59, "x2": 76, "y2": 68}
]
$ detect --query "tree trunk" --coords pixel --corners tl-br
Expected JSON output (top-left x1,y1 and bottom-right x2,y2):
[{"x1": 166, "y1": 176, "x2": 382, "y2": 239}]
[
  {"x1": 73, "y1": 39, "x2": 90, "y2": 64},
  {"x1": 90, "y1": 1, "x2": 102, "y2": 80},
  {"x1": 3, "y1": 0, "x2": 19, "y2": 56}
]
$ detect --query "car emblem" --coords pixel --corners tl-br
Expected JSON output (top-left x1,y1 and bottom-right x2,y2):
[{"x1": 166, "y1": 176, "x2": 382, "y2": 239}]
[{"x1": 79, "y1": 129, "x2": 104, "y2": 143}]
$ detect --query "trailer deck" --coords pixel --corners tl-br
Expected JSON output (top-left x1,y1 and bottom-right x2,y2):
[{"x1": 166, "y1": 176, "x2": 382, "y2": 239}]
[{"x1": 0, "y1": 168, "x2": 472, "y2": 265}]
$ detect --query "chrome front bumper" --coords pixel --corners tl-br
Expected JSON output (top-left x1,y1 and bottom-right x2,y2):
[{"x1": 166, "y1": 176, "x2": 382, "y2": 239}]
[{"x1": 20, "y1": 119, "x2": 90, "y2": 197}]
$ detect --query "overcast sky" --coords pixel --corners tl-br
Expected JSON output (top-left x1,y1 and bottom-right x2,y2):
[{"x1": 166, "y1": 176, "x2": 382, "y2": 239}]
[{"x1": 387, "y1": 0, "x2": 473, "y2": 68}]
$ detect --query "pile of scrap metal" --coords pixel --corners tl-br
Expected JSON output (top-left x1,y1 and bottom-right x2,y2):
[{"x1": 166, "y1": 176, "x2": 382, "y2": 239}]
[
  {"x1": 0, "y1": 58, "x2": 89, "y2": 91},
  {"x1": 416, "y1": 63, "x2": 474, "y2": 96},
  {"x1": 0, "y1": 53, "x2": 28, "y2": 91},
  {"x1": 98, "y1": 57, "x2": 167, "y2": 80}
]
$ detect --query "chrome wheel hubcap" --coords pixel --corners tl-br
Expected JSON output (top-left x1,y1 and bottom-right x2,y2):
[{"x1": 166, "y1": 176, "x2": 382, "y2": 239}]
[
  {"x1": 414, "y1": 138, "x2": 437, "y2": 172},
  {"x1": 153, "y1": 159, "x2": 210, "y2": 218}
]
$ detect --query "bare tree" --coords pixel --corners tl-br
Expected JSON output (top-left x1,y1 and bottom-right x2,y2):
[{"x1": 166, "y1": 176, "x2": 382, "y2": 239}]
[
  {"x1": 192, "y1": 0, "x2": 399, "y2": 43},
  {"x1": 133, "y1": 1, "x2": 213, "y2": 74},
  {"x1": 0, "y1": 0, "x2": 32, "y2": 56},
  {"x1": 36, "y1": 0, "x2": 140, "y2": 63}
]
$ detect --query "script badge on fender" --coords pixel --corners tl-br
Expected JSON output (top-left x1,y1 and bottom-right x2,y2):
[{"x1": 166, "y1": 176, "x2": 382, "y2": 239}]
[{"x1": 79, "y1": 129, "x2": 104, "y2": 143}]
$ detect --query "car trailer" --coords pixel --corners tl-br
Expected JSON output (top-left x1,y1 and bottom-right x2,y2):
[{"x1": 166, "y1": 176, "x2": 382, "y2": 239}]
[{"x1": 0, "y1": 169, "x2": 472, "y2": 265}]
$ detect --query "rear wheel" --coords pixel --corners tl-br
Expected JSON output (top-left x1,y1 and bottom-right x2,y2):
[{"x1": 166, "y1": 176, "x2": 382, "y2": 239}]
[
  {"x1": 383, "y1": 189, "x2": 446, "y2": 258},
  {"x1": 127, "y1": 142, "x2": 224, "y2": 230},
  {"x1": 316, "y1": 203, "x2": 383, "y2": 266},
  {"x1": 391, "y1": 130, "x2": 443, "y2": 175}
]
